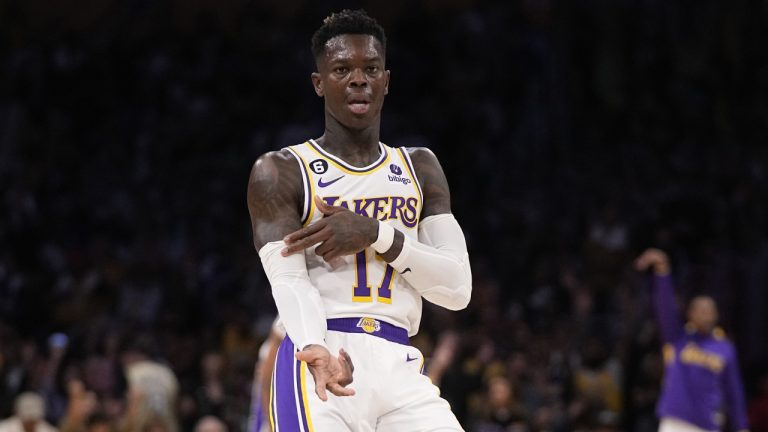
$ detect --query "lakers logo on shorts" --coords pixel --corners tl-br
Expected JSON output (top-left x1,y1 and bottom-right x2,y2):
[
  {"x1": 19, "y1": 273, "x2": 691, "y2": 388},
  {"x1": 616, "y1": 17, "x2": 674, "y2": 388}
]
[{"x1": 356, "y1": 317, "x2": 381, "y2": 334}]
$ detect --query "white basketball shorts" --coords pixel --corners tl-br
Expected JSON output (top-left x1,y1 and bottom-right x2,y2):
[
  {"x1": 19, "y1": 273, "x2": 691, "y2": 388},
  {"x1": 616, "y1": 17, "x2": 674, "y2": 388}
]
[
  {"x1": 659, "y1": 417, "x2": 717, "y2": 432},
  {"x1": 269, "y1": 317, "x2": 463, "y2": 432}
]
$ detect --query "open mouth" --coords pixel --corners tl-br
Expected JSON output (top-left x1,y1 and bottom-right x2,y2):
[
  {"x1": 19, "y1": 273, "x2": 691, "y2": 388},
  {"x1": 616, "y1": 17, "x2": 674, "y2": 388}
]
[{"x1": 347, "y1": 97, "x2": 371, "y2": 115}]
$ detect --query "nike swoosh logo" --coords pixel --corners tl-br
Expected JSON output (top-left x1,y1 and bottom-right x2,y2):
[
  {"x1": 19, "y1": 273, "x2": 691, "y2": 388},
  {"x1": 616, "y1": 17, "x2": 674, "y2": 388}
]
[
  {"x1": 401, "y1": 268, "x2": 412, "y2": 274},
  {"x1": 318, "y1": 175, "x2": 345, "y2": 188},
  {"x1": 406, "y1": 353, "x2": 419, "y2": 362}
]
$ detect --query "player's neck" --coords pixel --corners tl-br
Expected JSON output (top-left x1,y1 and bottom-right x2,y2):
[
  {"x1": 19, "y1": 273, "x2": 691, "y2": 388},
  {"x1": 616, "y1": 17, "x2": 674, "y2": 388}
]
[{"x1": 318, "y1": 117, "x2": 381, "y2": 167}]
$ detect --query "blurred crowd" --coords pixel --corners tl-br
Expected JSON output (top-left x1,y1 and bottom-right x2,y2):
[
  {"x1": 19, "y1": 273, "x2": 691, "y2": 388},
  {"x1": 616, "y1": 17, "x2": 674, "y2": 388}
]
[{"x1": 1, "y1": 0, "x2": 768, "y2": 431}]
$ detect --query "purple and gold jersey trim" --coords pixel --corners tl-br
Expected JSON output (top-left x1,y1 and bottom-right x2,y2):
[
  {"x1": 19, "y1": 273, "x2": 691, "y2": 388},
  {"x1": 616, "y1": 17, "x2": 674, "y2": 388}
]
[
  {"x1": 270, "y1": 336, "x2": 314, "y2": 432},
  {"x1": 397, "y1": 148, "x2": 423, "y2": 208},
  {"x1": 327, "y1": 317, "x2": 409, "y2": 345},
  {"x1": 307, "y1": 139, "x2": 391, "y2": 175},
  {"x1": 286, "y1": 145, "x2": 316, "y2": 227}
]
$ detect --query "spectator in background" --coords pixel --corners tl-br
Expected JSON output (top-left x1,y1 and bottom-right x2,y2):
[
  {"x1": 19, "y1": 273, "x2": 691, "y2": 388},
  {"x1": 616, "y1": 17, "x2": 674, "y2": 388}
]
[
  {"x1": 472, "y1": 375, "x2": 528, "y2": 432},
  {"x1": 58, "y1": 381, "x2": 96, "y2": 432},
  {"x1": 82, "y1": 413, "x2": 111, "y2": 432},
  {"x1": 194, "y1": 416, "x2": 227, "y2": 432},
  {"x1": 119, "y1": 342, "x2": 178, "y2": 432},
  {"x1": 748, "y1": 375, "x2": 768, "y2": 432},
  {"x1": 0, "y1": 337, "x2": 36, "y2": 417},
  {"x1": 0, "y1": 392, "x2": 57, "y2": 432},
  {"x1": 635, "y1": 249, "x2": 749, "y2": 432},
  {"x1": 194, "y1": 352, "x2": 225, "y2": 419},
  {"x1": 38, "y1": 334, "x2": 71, "y2": 423},
  {"x1": 425, "y1": 332, "x2": 460, "y2": 388},
  {"x1": 569, "y1": 337, "x2": 622, "y2": 428}
]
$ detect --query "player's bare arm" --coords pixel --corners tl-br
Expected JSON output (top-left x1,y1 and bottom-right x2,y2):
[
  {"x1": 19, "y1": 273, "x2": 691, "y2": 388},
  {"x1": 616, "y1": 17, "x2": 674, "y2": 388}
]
[
  {"x1": 247, "y1": 151, "x2": 354, "y2": 400},
  {"x1": 407, "y1": 147, "x2": 452, "y2": 217},
  {"x1": 247, "y1": 150, "x2": 304, "y2": 250}
]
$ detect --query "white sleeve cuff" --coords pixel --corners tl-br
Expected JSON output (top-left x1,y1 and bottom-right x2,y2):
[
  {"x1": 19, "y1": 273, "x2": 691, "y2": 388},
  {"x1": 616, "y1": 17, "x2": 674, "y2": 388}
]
[{"x1": 371, "y1": 221, "x2": 396, "y2": 254}]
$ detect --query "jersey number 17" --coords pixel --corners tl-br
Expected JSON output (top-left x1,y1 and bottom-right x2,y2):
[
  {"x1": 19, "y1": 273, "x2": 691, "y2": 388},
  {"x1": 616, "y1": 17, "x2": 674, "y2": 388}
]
[{"x1": 353, "y1": 250, "x2": 395, "y2": 303}]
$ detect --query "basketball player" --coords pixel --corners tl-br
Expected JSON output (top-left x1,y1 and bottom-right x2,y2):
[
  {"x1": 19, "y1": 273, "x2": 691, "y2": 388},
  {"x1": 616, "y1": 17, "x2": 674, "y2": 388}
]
[
  {"x1": 635, "y1": 248, "x2": 749, "y2": 432},
  {"x1": 246, "y1": 9, "x2": 471, "y2": 432}
]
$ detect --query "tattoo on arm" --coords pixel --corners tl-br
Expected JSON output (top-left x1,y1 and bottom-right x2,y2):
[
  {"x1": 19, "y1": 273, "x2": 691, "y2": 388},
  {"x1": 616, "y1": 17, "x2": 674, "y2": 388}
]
[
  {"x1": 408, "y1": 147, "x2": 452, "y2": 218},
  {"x1": 247, "y1": 150, "x2": 304, "y2": 251}
]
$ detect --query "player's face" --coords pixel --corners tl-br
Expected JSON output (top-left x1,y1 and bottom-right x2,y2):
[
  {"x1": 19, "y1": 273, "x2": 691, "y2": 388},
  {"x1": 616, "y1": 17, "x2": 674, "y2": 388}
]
[
  {"x1": 312, "y1": 34, "x2": 390, "y2": 130},
  {"x1": 687, "y1": 296, "x2": 718, "y2": 333}
]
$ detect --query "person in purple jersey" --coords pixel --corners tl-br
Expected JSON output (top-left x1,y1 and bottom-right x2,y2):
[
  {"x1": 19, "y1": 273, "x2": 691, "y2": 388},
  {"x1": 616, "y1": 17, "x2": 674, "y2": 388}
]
[{"x1": 635, "y1": 248, "x2": 749, "y2": 432}]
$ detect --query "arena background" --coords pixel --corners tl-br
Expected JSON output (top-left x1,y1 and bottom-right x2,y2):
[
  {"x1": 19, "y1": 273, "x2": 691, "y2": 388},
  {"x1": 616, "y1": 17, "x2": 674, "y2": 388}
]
[{"x1": 1, "y1": 0, "x2": 768, "y2": 431}]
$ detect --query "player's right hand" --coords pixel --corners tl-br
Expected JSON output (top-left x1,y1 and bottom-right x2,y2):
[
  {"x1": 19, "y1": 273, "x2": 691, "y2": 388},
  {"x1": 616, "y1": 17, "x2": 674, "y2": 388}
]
[
  {"x1": 296, "y1": 344, "x2": 355, "y2": 401},
  {"x1": 281, "y1": 196, "x2": 379, "y2": 262},
  {"x1": 634, "y1": 248, "x2": 671, "y2": 276}
]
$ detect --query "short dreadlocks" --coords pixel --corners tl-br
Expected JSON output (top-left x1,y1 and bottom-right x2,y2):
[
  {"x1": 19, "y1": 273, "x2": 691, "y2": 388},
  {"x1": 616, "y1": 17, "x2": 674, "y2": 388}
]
[{"x1": 311, "y1": 9, "x2": 387, "y2": 59}]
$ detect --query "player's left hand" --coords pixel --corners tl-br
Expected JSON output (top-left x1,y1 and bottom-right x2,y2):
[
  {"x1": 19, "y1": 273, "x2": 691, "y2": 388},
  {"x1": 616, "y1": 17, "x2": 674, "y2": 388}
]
[
  {"x1": 282, "y1": 195, "x2": 378, "y2": 262},
  {"x1": 295, "y1": 345, "x2": 355, "y2": 401}
]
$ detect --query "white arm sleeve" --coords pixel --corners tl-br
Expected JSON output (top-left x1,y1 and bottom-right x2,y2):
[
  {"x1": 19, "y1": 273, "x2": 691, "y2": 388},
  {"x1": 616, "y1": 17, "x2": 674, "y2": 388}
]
[
  {"x1": 389, "y1": 214, "x2": 472, "y2": 310},
  {"x1": 259, "y1": 241, "x2": 327, "y2": 350}
]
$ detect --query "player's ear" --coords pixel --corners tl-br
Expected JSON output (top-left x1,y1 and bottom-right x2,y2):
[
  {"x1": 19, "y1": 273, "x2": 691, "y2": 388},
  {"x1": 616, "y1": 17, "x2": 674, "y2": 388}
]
[
  {"x1": 384, "y1": 70, "x2": 390, "y2": 95},
  {"x1": 311, "y1": 72, "x2": 323, "y2": 97}
]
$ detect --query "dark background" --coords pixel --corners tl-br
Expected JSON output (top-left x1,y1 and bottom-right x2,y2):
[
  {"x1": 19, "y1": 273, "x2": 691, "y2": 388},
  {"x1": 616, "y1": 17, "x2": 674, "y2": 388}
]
[{"x1": 1, "y1": 0, "x2": 768, "y2": 431}]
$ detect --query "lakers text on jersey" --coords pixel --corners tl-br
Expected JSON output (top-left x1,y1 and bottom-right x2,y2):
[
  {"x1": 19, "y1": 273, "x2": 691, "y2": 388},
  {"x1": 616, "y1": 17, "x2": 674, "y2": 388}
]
[{"x1": 285, "y1": 140, "x2": 424, "y2": 336}]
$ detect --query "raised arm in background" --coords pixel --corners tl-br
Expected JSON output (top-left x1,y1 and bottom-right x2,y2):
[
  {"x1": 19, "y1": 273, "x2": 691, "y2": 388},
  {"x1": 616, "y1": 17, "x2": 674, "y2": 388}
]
[{"x1": 635, "y1": 248, "x2": 684, "y2": 343}]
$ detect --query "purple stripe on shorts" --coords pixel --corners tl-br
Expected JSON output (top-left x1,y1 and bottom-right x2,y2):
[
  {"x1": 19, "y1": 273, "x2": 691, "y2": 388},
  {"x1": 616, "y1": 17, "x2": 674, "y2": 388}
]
[{"x1": 274, "y1": 336, "x2": 301, "y2": 432}]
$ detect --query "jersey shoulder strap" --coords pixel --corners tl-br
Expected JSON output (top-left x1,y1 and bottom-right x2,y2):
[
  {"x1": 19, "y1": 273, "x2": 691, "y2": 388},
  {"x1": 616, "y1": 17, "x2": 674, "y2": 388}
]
[
  {"x1": 392, "y1": 146, "x2": 424, "y2": 216},
  {"x1": 283, "y1": 143, "x2": 315, "y2": 226}
]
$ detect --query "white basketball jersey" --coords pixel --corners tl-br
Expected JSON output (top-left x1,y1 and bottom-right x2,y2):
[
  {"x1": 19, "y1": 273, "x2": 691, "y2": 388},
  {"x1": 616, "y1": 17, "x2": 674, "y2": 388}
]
[{"x1": 285, "y1": 139, "x2": 424, "y2": 336}]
